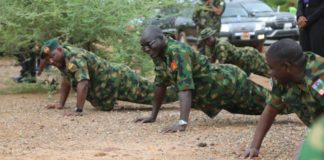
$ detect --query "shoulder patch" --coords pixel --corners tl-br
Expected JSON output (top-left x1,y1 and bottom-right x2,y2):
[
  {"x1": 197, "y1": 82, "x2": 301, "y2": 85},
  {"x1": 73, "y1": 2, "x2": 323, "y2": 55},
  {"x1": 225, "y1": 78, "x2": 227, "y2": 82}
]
[
  {"x1": 67, "y1": 62, "x2": 78, "y2": 73},
  {"x1": 170, "y1": 60, "x2": 177, "y2": 71},
  {"x1": 312, "y1": 79, "x2": 324, "y2": 96}
]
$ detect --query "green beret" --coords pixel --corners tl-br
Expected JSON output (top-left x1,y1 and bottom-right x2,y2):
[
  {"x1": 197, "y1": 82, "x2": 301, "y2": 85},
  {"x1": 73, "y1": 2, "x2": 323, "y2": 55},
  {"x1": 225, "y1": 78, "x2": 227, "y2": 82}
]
[
  {"x1": 40, "y1": 38, "x2": 60, "y2": 59},
  {"x1": 199, "y1": 27, "x2": 216, "y2": 41}
]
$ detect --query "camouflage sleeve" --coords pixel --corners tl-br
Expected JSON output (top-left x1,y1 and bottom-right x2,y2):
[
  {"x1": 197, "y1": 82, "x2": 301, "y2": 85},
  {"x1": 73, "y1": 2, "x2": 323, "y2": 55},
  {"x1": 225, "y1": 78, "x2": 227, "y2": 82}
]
[
  {"x1": 266, "y1": 79, "x2": 286, "y2": 111},
  {"x1": 67, "y1": 56, "x2": 90, "y2": 82},
  {"x1": 174, "y1": 50, "x2": 195, "y2": 91}
]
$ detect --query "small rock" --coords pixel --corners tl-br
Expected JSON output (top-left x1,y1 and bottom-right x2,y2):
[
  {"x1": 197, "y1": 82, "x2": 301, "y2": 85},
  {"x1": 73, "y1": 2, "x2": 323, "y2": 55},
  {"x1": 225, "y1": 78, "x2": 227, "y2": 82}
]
[
  {"x1": 198, "y1": 142, "x2": 207, "y2": 147},
  {"x1": 94, "y1": 152, "x2": 106, "y2": 157}
]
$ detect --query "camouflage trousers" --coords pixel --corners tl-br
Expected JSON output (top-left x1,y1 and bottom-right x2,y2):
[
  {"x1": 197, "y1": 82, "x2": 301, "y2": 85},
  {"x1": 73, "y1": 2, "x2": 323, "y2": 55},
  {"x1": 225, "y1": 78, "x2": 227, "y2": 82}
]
[
  {"x1": 232, "y1": 48, "x2": 269, "y2": 77},
  {"x1": 93, "y1": 69, "x2": 178, "y2": 111},
  {"x1": 192, "y1": 65, "x2": 289, "y2": 118}
]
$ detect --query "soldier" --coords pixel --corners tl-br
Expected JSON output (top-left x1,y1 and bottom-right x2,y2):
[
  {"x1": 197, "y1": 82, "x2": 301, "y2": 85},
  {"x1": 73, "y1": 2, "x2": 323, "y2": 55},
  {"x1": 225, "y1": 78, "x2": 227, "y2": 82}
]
[
  {"x1": 199, "y1": 28, "x2": 269, "y2": 77},
  {"x1": 134, "y1": 26, "x2": 271, "y2": 133},
  {"x1": 40, "y1": 39, "x2": 178, "y2": 116},
  {"x1": 12, "y1": 40, "x2": 39, "y2": 83},
  {"x1": 192, "y1": 0, "x2": 225, "y2": 34},
  {"x1": 244, "y1": 39, "x2": 323, "y2": 158}
]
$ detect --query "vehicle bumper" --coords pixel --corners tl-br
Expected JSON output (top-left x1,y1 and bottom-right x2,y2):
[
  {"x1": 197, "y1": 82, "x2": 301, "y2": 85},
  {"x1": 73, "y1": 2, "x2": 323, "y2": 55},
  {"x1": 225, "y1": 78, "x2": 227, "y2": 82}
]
[
  {"x1": 266, "y1": 28, "x2": 299, "y2": 39},
  {"x1": 219, "y1": 31, "x2": 265, "y2": 46}
]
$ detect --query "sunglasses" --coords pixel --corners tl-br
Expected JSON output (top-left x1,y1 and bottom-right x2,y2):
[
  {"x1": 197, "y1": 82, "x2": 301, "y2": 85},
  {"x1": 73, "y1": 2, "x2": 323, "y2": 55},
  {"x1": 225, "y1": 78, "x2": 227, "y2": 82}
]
[{"x1": 141, "y1": 39, "x2": 159, "y2": 50}]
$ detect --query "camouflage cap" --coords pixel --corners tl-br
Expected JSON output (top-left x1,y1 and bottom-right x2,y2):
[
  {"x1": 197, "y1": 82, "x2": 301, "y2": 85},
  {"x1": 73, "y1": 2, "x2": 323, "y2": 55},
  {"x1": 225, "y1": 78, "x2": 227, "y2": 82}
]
[
  {"x1": 40, "y1": 38, "x2": 60, "y2": 59},
  {"x1": 199, "y1": 27, "x2": 216, "y2": 41}
]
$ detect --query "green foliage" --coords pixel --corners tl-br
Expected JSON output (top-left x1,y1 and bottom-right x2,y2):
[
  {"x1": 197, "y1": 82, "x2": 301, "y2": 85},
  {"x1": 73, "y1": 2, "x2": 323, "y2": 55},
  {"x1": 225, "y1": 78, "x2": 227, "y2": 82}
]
[
  {"x1": 0, "y1": 0, "x2": 182, "y2": 75},
  {"x1": 262, "y1": 0, "x2": 297, "y2": 12}
]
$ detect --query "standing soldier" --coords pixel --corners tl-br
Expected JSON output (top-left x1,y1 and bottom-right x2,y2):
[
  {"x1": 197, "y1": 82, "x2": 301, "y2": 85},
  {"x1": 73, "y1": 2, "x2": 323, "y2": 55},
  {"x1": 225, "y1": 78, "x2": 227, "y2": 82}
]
[
  {"x1": 40, "y1": 39, "x2": 177, "y2": 116},
  {"x1": 192, "y1": 0, "x2": 225, "y2": 35},
  {"x1": 199, "y1": 28, "x2": 269, "y2": 77},
  {"x1": 134, "y1": 26, "x2": 272, "y2": 132}
]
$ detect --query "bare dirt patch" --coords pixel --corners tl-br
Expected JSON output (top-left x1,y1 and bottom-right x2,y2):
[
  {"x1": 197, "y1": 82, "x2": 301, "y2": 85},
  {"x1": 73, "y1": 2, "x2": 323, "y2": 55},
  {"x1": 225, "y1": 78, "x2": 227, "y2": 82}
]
[{"x1": 0, "y1": 58, "x2": 307, "y2": 160}]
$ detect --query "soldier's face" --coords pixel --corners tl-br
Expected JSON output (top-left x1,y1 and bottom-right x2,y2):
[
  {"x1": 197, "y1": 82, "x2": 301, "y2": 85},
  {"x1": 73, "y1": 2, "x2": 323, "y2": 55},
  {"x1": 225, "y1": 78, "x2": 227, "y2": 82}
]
[
  {"x1": 140, "y1": 38, "x2": 165, "y2": 59},
  {"x1": 204, "y1": 37, "x2": 215, "y2": 47},
  {"x1": 46, "y1": 48, "x2": 65, "y2": 68},
  {"x1": 266, "y1": 55, "x2": 293, "y2": 84}
]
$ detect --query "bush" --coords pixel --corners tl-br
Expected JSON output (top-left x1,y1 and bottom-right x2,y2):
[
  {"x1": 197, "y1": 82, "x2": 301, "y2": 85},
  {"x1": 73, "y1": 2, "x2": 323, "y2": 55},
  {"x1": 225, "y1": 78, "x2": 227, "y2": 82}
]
[{"x1": 0, "y1": 0, "x2": 182, "y2": 75}]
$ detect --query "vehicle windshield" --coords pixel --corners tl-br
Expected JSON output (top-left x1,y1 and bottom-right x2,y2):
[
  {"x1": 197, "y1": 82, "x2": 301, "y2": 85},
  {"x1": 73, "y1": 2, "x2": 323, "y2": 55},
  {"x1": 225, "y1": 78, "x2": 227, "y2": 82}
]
[
  {"x1": 222, "y1": 5, "x2": 249, "y2": 17},
  {"x1": 242, "y1": 2, "x2": 273, "y2": 13}
]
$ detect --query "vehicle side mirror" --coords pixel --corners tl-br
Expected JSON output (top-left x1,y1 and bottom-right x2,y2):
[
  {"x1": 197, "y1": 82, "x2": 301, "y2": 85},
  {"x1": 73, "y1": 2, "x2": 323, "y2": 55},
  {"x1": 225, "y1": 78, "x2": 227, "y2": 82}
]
[{"x1": 249, "y1": 12, "x2": 256, "y2": 17}]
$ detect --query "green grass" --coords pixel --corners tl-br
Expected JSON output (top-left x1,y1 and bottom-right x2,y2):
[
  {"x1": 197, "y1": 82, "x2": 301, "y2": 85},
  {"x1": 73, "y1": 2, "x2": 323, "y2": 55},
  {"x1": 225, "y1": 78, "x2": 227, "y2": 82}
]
[{"x1": 0, "y1": 80, "x2": 50, "y2": 95}]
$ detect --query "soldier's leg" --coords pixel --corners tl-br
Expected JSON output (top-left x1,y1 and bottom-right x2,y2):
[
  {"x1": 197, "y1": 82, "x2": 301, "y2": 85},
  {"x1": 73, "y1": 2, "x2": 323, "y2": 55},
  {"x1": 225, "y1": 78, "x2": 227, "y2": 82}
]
[
  {"x1": 239, "y1": 48, "x2": 269, "y2": 77},
  {"x1": 218, "y1": 65, "x2": 268, "y2": 115},
  {"x1": 117, "y1": 67, "x2": 178, "y2": 104},
  {"x1": 226, "y1": 79, "x2": 268, "y2": 115}
]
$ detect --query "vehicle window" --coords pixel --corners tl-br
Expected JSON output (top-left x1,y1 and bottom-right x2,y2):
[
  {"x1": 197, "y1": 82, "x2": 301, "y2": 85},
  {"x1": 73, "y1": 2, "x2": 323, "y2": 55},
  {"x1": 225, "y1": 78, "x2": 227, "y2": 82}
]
[
  {"x1": 222, "y1": 5, "x2": 249, "y2": 17},
  {"x1": 241, "y1": 2, "x2": 273, "y2": 13}
]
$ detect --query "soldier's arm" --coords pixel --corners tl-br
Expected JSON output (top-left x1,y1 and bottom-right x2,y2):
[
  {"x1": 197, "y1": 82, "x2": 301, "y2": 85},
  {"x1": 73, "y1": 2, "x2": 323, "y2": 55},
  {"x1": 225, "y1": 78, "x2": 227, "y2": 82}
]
[
  {"x1": 162, "y1": 90, "x2": 191, "y2": 133},
  {"x1": 59, "y1": 77, "x2": 71, "y2": 108},
  {"x1": 75, "y1": 80, "x2": 89, "y2": 112},
  {"x1": 244, "y1": 105, "x2": 279, "y2": 158},
  {"x1": 134, "y1": 86, "x2": 166, "y2": 123},
  {"x1": 151, "y1": 86, "x2": 166, "y2": 120},
  {"x1": 210, "y1": 0, "x2": 225, "y2": 16}
]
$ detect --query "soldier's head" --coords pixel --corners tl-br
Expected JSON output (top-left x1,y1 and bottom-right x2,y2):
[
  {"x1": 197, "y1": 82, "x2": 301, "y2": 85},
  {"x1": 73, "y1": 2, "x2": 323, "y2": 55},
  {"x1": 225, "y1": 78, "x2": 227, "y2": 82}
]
[
  {"x1": 140, "y1": 26, "x2": 166, "y2": 59},
  {"x1": 40, "y1": 38, "x2": 65, "y2": 69},
  {"x1": 266, "y1": 39, "x2": 307, "y2": 84},
  {"x1": 199, "y1": 27, "x2": 216, "y2": 47}
]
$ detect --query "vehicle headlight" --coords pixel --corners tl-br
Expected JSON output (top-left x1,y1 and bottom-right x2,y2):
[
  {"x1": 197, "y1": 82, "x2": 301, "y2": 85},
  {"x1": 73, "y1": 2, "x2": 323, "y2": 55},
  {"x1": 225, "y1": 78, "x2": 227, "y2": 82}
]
[
  {"x1": 221, "y1": 24, "x2": 230, "y2": 32},
  {"x1": 255, "y1": 22, "x2": 265, "y2": 31},
  {"x1": 257, "y1": 34, "x2": 265, "y2": 40}
]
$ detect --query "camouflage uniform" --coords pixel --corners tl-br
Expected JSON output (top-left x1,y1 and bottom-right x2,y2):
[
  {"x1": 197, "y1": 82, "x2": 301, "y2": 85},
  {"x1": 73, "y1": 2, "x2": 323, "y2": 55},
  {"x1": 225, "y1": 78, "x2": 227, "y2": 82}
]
[
  {"x1": 60, "y1": 46, "x2": 177, "y2": 111},
  {"x1": 267, "y1": 52, "x2": 324, "y2": 127},
  {"x1": 153, "y1": 38, "x2": 270, "y2": 117},
  {"x1": 298, "y1": 116, "x2": 324, "y2": 159},
  {"x1": 202, "y1": 40, "x2": 269, "y2": 77},
  {"x1": 192, "y1": 0, "x2": 225, "y2": 34}
]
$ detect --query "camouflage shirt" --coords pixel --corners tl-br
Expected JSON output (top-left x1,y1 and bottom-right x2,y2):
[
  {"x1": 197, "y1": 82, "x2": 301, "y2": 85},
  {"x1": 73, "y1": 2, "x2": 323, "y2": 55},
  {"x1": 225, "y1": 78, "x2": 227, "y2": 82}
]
[
  {"x1": 267, "y1": 52, "x2": 324, "y2": 126},
  {"x1": 203, "y1": 40, "x2": 268, "y2": 76},
  {"x1": 153, "y1": 38, "x2": 268, "y2": 117},
  {"x1": 59, "y1": 46, "x2": 158, "y2": 111},
  {"x1": 192, "y1": 0, "x2": 225, "y2": 33}
]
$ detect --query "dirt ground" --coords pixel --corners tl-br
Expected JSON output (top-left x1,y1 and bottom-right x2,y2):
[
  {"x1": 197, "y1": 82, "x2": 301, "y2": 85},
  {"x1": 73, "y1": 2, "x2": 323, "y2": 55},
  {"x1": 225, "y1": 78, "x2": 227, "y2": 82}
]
[{"x1": 0, "y1": 58, "x2": 307, "y2": 160}]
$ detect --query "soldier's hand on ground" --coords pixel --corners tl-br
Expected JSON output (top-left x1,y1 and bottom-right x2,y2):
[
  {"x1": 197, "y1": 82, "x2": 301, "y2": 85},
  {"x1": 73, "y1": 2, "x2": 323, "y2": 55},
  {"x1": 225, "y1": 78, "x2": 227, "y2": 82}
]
[
  {"x1": 46, "y1": 103, "x2": 64, "y2": 109},
  {"x1": 133, "y1": 116, "x2": 156, "y2": 123},
  {"x1": 243, "y1": 147, "x2": 259, "y2": 159},
  {"x1": 161, "y1": 124, "x2": 186, "y2": 133},
  {"x1": 63, "y1": 111, "x2": 83, "y2": 116}
]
